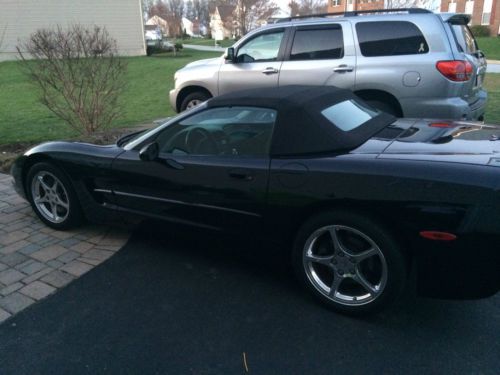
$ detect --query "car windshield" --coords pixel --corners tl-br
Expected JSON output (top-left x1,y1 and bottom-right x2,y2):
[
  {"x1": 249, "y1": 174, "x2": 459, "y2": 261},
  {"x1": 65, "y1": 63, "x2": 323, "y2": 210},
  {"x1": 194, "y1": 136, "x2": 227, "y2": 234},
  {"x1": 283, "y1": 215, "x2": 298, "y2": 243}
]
[{"x1": 321, "y1": 100, "x2": 380, "y2": 131}]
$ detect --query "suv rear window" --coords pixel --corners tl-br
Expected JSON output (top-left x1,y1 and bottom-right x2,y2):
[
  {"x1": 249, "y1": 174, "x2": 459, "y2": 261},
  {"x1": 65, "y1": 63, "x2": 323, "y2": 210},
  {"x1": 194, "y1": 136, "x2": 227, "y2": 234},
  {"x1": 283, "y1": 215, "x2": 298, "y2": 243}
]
[
  {"x1": 356, "y1": 21, "x2": 429, "y2": 57},
  {"x1": 450, "y1": 24, "x2": 478, "y2": 54},
  {"x1": 290, "y1": 26, "x2": 344, "y2": 60}
]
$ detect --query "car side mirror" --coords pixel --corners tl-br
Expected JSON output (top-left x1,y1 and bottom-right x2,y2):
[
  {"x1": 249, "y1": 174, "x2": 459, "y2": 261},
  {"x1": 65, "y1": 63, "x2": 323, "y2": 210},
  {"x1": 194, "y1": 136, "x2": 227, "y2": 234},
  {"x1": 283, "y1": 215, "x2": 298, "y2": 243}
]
[
  {"x1": 225, "y1": 47, "x2": 235, "y2": 62},
  {"x1": 139, "y1": 142, "x2": 159, "y2": 161}
]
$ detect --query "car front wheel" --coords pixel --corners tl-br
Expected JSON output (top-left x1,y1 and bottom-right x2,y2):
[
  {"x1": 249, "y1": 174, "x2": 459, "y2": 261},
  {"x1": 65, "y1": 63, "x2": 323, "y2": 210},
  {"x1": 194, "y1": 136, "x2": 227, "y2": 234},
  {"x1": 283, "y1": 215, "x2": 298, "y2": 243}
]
[
  {"x1": 292, "y1": 211, "x2": 408, "y2": 315},
  {"x1": 26, "y1": 162, "x2": 83, "y2": 230}
]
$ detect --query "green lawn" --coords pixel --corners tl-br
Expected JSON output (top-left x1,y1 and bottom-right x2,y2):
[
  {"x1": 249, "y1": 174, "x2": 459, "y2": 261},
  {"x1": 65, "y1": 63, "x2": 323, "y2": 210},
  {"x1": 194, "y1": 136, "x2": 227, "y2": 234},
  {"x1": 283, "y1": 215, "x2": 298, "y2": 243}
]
[
  {"x1": 476, "y1": 37, "x2": 500, "y2": 60},
  {"x1": 484, "y1": 73, "x2": 500, "y2": 123},
  {"x1": 182, "y1": 38, "x2": 237, "y2": 48},
  {"x1": 0, "y1": 50, "x2": 499, "y2": 146},
  {"x1": 0, "y1": 50, "x2": 220, "y2": 145}
]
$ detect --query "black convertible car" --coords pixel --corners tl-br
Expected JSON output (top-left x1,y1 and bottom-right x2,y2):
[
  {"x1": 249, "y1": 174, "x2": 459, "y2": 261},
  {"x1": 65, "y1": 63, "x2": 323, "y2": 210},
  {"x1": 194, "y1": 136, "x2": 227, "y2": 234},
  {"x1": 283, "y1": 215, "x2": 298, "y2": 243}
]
[{"x1": 11, "y1": 86, "x2": 500, "y2": 314}]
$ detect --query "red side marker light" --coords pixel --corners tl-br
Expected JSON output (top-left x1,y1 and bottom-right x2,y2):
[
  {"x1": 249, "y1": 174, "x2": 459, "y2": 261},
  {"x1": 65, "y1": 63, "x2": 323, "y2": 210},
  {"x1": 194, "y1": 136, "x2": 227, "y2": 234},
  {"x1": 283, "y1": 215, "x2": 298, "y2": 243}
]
[{"x1": 419, "y1": 231, "x2": 457, "y2": 241}]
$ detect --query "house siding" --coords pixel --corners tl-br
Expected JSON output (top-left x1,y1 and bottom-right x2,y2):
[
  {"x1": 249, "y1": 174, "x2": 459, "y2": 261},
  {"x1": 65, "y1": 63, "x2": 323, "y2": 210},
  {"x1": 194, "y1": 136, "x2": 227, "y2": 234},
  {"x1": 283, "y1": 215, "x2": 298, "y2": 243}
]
[{"x1": 0, "y1": 0, "x2": 145, "y2": 61}]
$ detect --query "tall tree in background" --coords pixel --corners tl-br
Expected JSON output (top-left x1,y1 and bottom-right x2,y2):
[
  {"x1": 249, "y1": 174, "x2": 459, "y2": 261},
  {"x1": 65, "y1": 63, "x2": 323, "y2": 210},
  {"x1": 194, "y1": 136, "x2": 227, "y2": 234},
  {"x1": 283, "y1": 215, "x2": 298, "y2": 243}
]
[
  {"x1": 141, "y1": 0, "x2": 155, "y2": 20},
  {"x1": 235, "y1": 0, "x2": 279, "y2": 35},
  {"x1": 288, "y1": 0, "x2": 327, "y2": 16},
  {"x1": 386, "y1": 0, "x2": 436, "y2": 9},
  {"x1": 148, "y1": 0, "x2": 185, "y2": 37}
]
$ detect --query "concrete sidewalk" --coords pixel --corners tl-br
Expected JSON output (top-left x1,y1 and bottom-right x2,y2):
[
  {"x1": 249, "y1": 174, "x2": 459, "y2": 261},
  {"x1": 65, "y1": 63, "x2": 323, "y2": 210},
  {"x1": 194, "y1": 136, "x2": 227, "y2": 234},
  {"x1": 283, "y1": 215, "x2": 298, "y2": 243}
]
[{"x1": 0, "y1": 173, "x2": 131, "y2": 323}]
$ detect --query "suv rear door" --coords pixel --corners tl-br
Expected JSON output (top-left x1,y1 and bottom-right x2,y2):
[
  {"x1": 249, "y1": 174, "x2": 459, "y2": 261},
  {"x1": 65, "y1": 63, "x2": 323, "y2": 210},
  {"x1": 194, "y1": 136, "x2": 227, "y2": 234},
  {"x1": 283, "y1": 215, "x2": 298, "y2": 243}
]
[
  {"x1": 278, "y1": 22, "x2": 355, "y2": 89},
  {"x1": 447, "y1": 15, "x2": 487, "y2": 107}
]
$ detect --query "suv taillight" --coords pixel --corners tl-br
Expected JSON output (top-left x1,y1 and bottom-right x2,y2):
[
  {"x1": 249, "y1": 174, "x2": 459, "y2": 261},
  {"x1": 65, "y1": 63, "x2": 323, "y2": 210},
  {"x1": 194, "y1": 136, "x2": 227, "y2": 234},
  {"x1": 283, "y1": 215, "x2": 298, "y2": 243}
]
[{"x1": 436, "y1": 60, "x2": 473, "y2": 82}]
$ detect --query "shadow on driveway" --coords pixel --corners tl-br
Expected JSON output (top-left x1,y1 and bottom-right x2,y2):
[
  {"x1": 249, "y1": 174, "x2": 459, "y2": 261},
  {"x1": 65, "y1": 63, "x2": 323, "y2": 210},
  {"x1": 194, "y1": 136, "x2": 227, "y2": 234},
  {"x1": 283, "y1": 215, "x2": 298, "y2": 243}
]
[{"x1": 0, "y1": 220, "x2": 498, "y2": 374}]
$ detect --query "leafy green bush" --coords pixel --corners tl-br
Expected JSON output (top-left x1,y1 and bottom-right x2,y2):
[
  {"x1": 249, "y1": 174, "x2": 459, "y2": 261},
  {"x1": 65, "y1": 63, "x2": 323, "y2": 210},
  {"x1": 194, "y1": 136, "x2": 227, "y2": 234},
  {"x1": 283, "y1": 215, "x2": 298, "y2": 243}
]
[{"x1": 470, "y1": 25, "x2": 491, "y2": 37}]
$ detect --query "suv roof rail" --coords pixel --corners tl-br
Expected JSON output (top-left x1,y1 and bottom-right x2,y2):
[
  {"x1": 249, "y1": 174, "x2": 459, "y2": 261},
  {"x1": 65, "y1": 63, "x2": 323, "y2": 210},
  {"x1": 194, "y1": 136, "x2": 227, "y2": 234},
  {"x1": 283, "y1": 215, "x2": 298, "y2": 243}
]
[{"x1": 275, "y1": 8, "x2": 432, "y2": 23}]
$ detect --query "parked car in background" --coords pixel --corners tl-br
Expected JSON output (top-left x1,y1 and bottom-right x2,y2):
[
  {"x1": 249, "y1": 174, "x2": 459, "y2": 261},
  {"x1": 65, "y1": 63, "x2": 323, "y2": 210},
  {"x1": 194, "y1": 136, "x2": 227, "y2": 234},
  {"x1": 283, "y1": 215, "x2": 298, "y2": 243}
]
[
  {"x1": 12, "y1": 86, "x2": 500, "y2": 315},
  {"x1": 145, "y1": 25, "x2": 177, "y2": 56},
  {"x1": 170, "y1": 8, "x2": 488, "y2": 120}
]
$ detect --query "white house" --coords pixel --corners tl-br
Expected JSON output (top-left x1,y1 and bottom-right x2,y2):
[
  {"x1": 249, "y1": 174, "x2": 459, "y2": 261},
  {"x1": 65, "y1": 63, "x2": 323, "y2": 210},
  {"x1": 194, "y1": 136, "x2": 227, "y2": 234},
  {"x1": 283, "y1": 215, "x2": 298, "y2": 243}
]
[
  {"x1": 146, "y1": 15, "x2": 169, "y2": 37},
  {"x1": 0, "y1": 0, "x2": 145, "y2": 61},
  {"x1": 209, "y1": 5, "x2": 237, "y2": 40}
]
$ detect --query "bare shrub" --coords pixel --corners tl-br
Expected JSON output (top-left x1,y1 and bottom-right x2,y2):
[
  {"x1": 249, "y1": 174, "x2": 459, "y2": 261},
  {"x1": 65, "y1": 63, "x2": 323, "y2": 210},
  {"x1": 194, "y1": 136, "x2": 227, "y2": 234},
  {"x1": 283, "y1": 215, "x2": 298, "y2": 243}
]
[{"x1": 17, "y1": 25, "x2": 127, "y2": 135}]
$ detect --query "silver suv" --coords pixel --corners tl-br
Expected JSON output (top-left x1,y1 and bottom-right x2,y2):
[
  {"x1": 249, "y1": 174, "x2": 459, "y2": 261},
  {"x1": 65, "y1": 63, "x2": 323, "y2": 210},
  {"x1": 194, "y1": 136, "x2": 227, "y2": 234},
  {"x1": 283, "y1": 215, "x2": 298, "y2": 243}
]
[{"x1": 170, "y1": 9, "x2": 487, "y2": 120}]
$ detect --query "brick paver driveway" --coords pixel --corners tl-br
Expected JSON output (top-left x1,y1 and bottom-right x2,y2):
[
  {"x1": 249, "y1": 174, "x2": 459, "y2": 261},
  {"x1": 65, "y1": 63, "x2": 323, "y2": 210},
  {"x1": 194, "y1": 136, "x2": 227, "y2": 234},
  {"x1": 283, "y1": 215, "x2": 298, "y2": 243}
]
[{"x1": 0, "y1": 173, "x2": 131, "y2": 323}]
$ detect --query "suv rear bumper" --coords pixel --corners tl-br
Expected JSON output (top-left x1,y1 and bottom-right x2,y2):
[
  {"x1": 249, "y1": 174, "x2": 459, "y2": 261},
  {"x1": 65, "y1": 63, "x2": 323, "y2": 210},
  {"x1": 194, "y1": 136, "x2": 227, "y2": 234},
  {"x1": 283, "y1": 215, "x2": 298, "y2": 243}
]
[{"x1": 400, "y1": 89, "x2": 487, "y2": 120}]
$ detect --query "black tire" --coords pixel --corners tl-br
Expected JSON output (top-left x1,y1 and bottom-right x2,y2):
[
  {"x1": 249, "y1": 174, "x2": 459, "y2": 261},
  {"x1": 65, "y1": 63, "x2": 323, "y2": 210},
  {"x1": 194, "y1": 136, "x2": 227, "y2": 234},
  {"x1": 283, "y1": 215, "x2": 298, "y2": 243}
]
[
  {"x1": 180, "y1": 91, "x2": 210, "y2": 112},
  {"x1": 292, "y1": 210, "x2": 408, "y2": 315},
  {"x1": 26, "y1": 162, "x2": 83, "y2": 230},
  {"x1": 366, "y1": 100, "x2": 400, "y2": 117}
]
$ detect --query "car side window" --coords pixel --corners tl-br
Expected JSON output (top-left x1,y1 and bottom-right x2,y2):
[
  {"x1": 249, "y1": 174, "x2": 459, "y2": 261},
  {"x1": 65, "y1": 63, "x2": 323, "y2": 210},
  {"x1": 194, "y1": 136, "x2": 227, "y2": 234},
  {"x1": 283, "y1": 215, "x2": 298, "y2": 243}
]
[
  {"x1": 290, "y1": 26, "x2": 344, "y2": 60},
  {"x1": 356, "y1": 21, "x2": 429, "y2": 57},
  {"x1": 154, "y1": 107, "x2": 277, "y2": 157},
  {"x1": 236, "y1": 30, "x2": 284, "y2": 63}
]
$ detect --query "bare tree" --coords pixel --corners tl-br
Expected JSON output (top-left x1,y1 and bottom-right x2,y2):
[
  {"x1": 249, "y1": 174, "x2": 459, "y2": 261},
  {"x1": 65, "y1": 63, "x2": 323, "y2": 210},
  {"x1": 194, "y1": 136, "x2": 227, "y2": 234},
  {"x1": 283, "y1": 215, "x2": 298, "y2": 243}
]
[
  {"x1": 235, "y1": 0, "x2": 279, "y2": 35},
  {"x1": 17, "y1": 25, "x2": 127, "y2": 135},
  {"x1": 142, "y1": 0, "x2": 156, "y2": 20},
  {"x1": 149, "y1": 0, "x2": 185, "y2": 37},
  {"x1": 386, "y1": 0, "x2": 436, "y2": 10},
  {"x1": 288, "y1": 0, "x2": 327, "y2": 16}
]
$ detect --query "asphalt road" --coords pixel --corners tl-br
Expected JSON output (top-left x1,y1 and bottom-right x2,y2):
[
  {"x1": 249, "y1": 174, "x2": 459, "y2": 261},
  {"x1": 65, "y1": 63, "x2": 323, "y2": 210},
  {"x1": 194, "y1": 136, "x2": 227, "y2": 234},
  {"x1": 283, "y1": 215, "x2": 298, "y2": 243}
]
[{"x1": 0, "y1": 221, "x2": 498, "y2": 374}]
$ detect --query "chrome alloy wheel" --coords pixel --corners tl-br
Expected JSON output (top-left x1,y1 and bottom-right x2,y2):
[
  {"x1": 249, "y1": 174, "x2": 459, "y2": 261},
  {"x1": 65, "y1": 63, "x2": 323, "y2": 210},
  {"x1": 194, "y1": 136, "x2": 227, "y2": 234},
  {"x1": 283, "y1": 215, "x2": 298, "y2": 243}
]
[
  {"x1": 30, "y1": 171, "x2": 70, "y2": 224},
  {"x1": 303, "y1": 225, "x2": 388, "y2": 306}
]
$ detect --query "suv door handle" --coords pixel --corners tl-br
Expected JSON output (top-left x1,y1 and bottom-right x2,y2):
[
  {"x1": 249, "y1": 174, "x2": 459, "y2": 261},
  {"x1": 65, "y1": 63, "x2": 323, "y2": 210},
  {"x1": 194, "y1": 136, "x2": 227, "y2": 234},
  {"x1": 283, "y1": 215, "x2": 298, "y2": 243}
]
[
  {"x1": 333, "y1": 65, "x2": 354, "y2": 73},
  {"x1": 262, "y1": 67, "x2": 279, "y2": 75}
]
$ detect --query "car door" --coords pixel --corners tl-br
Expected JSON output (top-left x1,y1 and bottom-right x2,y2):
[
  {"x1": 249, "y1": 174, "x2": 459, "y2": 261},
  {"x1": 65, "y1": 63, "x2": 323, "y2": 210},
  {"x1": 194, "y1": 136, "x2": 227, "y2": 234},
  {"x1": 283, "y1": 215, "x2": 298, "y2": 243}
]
[
  {"x1": 278, "y1": 23, "x2": 356, "y2": 89},
  {"x1": 218, "y1": 28, "x2": 287, "y2": 95},
  {"x1": 111, "y1": 106, "x2": 277, "y2": 232}
]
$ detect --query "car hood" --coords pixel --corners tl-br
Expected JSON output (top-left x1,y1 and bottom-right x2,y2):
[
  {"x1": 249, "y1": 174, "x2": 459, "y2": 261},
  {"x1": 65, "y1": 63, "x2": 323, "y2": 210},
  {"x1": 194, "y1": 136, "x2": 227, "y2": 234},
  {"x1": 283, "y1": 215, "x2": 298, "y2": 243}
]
[{"x1": 379, "y1": 119, "x2": 500, "y2": 166}]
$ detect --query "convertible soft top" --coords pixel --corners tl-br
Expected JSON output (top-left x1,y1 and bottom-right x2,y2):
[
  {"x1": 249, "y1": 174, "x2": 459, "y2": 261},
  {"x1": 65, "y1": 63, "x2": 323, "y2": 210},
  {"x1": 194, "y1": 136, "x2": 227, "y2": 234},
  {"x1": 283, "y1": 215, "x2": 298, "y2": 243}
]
[{"x1": 207, "y1": 85, "x2": 396, "y2": 156}]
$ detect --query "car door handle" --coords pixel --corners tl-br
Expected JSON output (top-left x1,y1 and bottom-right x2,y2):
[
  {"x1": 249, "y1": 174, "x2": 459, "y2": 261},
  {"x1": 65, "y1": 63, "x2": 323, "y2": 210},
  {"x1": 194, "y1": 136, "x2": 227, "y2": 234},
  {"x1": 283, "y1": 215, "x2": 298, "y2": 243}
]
[
  {"x1": 333, "y1": 65, "x2": 354, "y2": 73},
  {"x1": 262, "y1": 67, "x2": 279, "y2": 75},
  {"x1": 228, "y1": 169, "x2": 254, "y2": 181},
  {"x1": 164, "y1": 158, "x2": 184, "y2": 170}
]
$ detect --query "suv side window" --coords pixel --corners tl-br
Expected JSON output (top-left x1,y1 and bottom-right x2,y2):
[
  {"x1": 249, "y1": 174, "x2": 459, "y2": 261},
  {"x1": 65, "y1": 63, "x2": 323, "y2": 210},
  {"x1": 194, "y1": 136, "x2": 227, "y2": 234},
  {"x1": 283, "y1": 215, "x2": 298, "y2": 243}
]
[
  {"x1": 356, "y1": 21, "x2": 429, "y2": 57},
  {"x1": 236, "y1": 30, "x2": 284, "y2": 63},
  {"x1": 155, "y1": 107, "x2": 277, "y2": 157},
  {"x1": 290, "y1": 26, "x2": 344, "y2": 60}
]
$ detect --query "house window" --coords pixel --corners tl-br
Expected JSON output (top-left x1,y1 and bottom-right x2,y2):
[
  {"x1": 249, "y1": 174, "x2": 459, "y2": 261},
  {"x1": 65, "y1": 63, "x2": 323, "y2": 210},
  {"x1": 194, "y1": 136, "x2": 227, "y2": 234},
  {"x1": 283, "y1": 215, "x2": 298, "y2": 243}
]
[
  {"x1": 331, "y1": 0, "x2": 342, "y2": 6},
  {"x1": 464, "y1": 1, "x2": 474, "y2": 15},
  {"x1": 482, "y1": 0, "x2": 493, "y2": 24},
  {"x1": 448, "y1": 1, "x2": 457, "y2": 12}
]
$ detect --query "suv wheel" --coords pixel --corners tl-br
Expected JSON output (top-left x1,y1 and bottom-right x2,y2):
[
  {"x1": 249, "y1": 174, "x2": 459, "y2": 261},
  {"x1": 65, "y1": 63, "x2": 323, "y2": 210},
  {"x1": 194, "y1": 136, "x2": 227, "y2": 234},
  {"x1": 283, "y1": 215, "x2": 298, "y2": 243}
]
[{"x1": 180, "y1": 91, "x2": 210, "y2": 111}]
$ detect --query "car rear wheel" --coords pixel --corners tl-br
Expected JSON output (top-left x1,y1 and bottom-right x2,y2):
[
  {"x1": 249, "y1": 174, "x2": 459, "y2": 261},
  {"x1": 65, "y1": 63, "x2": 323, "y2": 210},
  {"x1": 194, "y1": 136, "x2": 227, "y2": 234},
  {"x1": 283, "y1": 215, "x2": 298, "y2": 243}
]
[
  {"x1": 26, "y1": 162, "x2": 83, "y2": 230},
  {"x1": 180, "y1": 91, "x2": 210, "y2": 112},
  {"x1": 292, "y1": 211, "x2": 407, "y2": 315}
]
